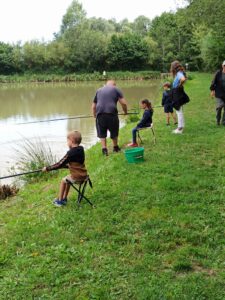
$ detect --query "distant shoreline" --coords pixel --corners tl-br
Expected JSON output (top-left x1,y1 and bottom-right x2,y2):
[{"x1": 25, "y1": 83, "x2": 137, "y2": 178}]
[{"x1": 0, "y1": 71, "x2": 162, "y2": 83}]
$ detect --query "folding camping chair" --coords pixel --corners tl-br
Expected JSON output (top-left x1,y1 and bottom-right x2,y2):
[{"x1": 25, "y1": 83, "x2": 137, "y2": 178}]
[
  {"x1": 137, "y1": 123, "x2": 156, "y2": 145},
  {"x1": 66, "y1": 175, "x2": 94, "y2": 207}
]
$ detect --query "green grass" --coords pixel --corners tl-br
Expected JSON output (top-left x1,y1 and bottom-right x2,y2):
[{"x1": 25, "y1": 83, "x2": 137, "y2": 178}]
[
  {"x1": 0, "y1": 71, "x2": 161, "y2": 83},
  {"x1": 0, "y1": 73, "x2": 224, "y2": 299}
]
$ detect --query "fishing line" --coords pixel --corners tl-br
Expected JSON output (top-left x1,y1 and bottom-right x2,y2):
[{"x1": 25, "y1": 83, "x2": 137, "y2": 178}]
[{"x1": 15, "y1": 112, "x2": 139, "y2": 125}]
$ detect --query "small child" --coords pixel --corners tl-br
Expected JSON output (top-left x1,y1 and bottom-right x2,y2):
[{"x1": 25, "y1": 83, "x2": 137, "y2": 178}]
[
  {"x1": 162, "y1": 82, "x2": 177, "y2": 126},
  {"x1": 43, "y1": 131, "x2": 87, "y2": 207},
  {"x1": 128, "y1": 99, "x2": 153, "y2": 147}
]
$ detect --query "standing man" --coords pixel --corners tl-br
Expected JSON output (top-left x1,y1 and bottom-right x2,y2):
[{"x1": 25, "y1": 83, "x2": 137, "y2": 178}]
[
  {"x1": 210, "y1": 60, "x2": 225, "y2": 126},
  {"x1": 92, "y1": 80, "x2": 128, "y2": 156}
]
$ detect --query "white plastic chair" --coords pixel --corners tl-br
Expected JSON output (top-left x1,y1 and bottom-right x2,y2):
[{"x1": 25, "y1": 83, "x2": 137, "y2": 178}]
[{"x1": 137, "y1": 123, "x2": 156, "y2": 145}]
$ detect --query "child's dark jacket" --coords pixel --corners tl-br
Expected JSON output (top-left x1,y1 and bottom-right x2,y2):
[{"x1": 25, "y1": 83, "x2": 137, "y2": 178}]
[
  {"x1": 46, "y1": 146, "x2": 87, "y2": 181},
  {"x1": 137, "y1": 110, "x2": 153, "y2": 128},
  {"x1": 162, "y1": 90, "x2": 172, "y2": 107}
]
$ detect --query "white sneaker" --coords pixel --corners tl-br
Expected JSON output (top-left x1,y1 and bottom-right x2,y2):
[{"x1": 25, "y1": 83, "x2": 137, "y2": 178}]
[{"x1": 172, "y1": 128, "x2": 183, "y2": 134}]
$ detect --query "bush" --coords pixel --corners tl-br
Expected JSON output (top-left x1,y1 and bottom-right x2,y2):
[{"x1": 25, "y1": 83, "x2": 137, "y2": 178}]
[
  {"x1": 0, "y1": 71, "x2": 161, "y2": 83},
  {"x1": 12, "y1": 138, "x2": 57, "y2": 183}
]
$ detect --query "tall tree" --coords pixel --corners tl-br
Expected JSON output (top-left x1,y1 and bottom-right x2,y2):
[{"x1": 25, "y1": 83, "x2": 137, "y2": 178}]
[
  {"x1": 107, "y1": 34, "x2": 149, "y2": 70},
  {"x1": 150, "y1": 13, "x2": 178, "y2": 71},
  {"x1": 132, "y1": 16, "x2": 151, "y2": 36},
  {"x1": 22, "y1": 41, "x2": 47, "y2": 72},
  {"x1": 60, "y1": 0, "x2": 86, "y2": 34},
  {"x1": 184, "y1": 0, "x2": 225, "y2": 70},
  {"x1": 0, "y1": 42, "x2": 17, "y2": 74},
  {"x1": 63, "y1": 27, "x2": 108, "y2": 72},
  {"x1": 88, "y1": 17, "x2": 115, "y2": 33}
]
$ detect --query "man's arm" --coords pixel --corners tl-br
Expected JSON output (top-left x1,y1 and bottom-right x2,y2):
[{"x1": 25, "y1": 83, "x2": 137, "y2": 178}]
[
  {"x1": 210, "y1": 71, "x2": 218, "y2": 97},
  {"x1": 118, "y1": 97, "x2": 128, "y2": 114},
  {"x1": 211, "y1": 90, "x2": 215, "y2": 97},
  {"x1": 92, "y1": 102, "x2": 97, "y2": 118}
]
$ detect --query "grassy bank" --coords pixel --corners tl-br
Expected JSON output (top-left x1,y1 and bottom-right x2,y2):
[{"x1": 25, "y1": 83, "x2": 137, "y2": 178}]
[
  {"x1": 0, "y1": 71, "x2": 161, "y2": 83},
  {"x1": 0, "y1": 73, "x2": 224, "y2": 299}
]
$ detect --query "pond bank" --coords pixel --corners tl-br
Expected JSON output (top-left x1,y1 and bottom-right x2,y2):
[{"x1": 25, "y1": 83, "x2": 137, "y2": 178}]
[{"x1": 0, "y1": 71, "x2": 161, "y2": 83}]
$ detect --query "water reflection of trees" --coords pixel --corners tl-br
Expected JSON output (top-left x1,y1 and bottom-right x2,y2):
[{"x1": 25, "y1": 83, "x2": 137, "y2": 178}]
[
  {"x1": 67, "y1": 118, "x2": 97, "y2": 148},
  {"x1": 0, "y1": 84, "x2": 96, "y2": 120},
  {"x1": 0, "y1": 81, "x2": 159, "y2": 120}
]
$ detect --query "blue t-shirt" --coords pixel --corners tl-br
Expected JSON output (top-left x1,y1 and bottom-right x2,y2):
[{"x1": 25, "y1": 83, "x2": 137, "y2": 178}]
[{"x1": 173, "y1": 71, "x2": 185, "y2": 88}]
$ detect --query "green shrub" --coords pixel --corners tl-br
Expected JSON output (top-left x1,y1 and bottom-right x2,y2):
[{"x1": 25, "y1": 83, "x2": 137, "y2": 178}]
[
  {"x1": 12, "y1": 138, "x2": 57, "y2": 183},
  {"x1": 126, "y1": 113, "x2": 140, "y2": 124},
  {"x1": 0, "y1": 71, "x2": 161, "y2": 83}
]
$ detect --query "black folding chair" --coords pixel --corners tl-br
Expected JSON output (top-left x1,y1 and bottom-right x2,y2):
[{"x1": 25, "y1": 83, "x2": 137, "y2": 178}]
[
  {"x1": 66, "y1": 175, "x2": 94, "y2": 207},
  {"x1": 137, "y1": 123, "x2": 156, "y2": 145}
]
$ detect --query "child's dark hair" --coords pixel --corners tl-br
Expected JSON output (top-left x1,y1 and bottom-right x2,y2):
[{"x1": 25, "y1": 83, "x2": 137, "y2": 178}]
[
  {"x1": 141, "y1": 99, "x2": 153, "y2": 111},
  {"x1": 163, "y1": 82, "x2": 171, "y2": 88}
]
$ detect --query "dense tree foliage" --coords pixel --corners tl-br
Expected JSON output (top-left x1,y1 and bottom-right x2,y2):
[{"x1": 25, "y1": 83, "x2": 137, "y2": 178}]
[
  {"x1": 107, "y1": 34, "x2": 150, "y2": 70},
  {"x1": 183, "y1": 0, "x2": 225, "y2": 70},
  {"x1": 0, "y1": 43, "x2": 17, "y2": 74},
  {"x1": 0, "y1": 0, "x2": 224, "y2": 75}
]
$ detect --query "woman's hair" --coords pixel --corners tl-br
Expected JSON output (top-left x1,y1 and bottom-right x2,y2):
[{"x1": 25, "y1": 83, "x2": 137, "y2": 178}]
[
  {"x1": 141, "y1": 99, "x2": 153, "y2": 111},
  {"x1": 67, "y1": 130, "x2": 82, "y2": 144},
  {"x1": 170, "y1": 60, "x2": 185, "y2": 77}
]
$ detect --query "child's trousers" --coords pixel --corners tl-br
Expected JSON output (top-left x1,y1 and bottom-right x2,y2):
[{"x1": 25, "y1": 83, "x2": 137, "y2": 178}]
[
  {"x1": 132, "y1": 127, "x2": 138, "y2": 143},
  {"x1": 176, "y1": 106, "x2": 185, "y2": 128}
]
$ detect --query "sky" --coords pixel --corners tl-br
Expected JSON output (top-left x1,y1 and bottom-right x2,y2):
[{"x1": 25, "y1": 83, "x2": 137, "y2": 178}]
[{"x1": 0, "y1": 0, "x2": 185, "y2": 44}]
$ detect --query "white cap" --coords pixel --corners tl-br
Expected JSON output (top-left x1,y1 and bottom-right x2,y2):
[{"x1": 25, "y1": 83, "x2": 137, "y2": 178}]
[{"x1": 222, "y1": 61, "x2": 225, "y2": 66}]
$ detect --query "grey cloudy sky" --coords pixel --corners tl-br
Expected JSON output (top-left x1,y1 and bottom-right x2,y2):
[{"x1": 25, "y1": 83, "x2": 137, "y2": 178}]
[{"x1": 0, "y1": 0, "x2": 185, "y2": 43}]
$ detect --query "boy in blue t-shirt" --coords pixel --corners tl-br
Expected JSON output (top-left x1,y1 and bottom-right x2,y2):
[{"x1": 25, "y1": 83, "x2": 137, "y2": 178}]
[{"x1": 162, "y1": 82, "x2": 177, "y2": 126}]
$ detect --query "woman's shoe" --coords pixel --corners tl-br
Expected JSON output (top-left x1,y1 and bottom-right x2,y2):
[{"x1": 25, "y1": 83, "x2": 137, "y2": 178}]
[{"x1": 172, "y1": 128, "x2": 183, "y2": 134}]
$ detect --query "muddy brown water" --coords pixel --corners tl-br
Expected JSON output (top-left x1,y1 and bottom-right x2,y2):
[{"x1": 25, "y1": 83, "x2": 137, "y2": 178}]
[{"x1": 0, "y1": 80, "x2": 161, "y2": 183}]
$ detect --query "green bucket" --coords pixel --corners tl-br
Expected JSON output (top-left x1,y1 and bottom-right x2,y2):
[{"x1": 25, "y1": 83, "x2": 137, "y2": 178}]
[{"x1": 124, "y1": 147, "x2": 144, "y2": 163}]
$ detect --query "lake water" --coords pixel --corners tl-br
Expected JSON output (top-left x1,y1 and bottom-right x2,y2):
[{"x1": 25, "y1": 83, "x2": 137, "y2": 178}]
[{"x1": 0, "y1": 80, "x2": 160, "y2": 181}]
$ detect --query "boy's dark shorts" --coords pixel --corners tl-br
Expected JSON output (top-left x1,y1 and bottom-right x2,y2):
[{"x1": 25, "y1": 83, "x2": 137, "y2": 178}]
[
  {"x1": 164, "y1": 105, "x2": 174, "y2": 113},
  {"x1": 96, "y1": 113, "x2": 119, "y2": 139}
]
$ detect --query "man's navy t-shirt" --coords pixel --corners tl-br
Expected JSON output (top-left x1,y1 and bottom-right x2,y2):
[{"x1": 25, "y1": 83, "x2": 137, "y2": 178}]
[{"x1": 93, "y1": 85, "x2": 123, "y2": 116}]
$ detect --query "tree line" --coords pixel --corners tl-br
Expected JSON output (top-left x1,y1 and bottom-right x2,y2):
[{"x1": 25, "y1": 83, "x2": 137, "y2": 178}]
[{"x1": 0, "y1": 0, "x2": 224, "y2": 75}]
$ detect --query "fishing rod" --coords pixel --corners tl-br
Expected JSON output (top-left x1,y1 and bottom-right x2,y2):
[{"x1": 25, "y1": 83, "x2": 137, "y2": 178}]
[
  {"x1": 16, "y1": 112, "x2": 139, "y2": 125},
  {"x1": 0, "y1": 169, "x2": 42, "y2": 180}
]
